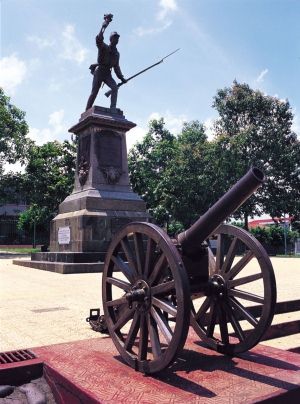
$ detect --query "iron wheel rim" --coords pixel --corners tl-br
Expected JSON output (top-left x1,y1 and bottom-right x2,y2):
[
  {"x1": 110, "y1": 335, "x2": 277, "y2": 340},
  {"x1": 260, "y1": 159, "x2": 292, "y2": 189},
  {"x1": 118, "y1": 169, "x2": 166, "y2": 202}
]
[
  {"x1": 102, "y1": 222, "x2": 190, "y2": 373},
  {"x1": 191, "y1": 224, "x2": 277, "y2": 354}
]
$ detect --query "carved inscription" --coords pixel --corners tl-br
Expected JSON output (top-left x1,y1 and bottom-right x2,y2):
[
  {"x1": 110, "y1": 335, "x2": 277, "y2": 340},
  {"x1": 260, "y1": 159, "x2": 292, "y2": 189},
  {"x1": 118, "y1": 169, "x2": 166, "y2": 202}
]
[
  {"x1": 96, "y1": 130, "x2": 122, "y2": 168},
  {"x1": 96, "y1": 130, "x2": 123, "y2": 184},
  {"x1": 58, "y1": 227, "x2": 71, "y2": 245}
]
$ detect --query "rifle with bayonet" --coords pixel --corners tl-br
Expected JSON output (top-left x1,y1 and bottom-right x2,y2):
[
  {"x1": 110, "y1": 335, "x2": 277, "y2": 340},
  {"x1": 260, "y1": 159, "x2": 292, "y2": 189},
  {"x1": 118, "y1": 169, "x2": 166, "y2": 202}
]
[{"x1": 105, "y1": 48, "x2": 180, "y2": 98}]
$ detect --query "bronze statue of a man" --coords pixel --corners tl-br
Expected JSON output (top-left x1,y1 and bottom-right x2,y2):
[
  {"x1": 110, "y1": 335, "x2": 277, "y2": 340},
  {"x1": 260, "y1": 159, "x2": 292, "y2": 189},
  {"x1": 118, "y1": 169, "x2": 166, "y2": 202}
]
[{"x1": 86, "y1": 14, "x2": 127, "y2": 111}]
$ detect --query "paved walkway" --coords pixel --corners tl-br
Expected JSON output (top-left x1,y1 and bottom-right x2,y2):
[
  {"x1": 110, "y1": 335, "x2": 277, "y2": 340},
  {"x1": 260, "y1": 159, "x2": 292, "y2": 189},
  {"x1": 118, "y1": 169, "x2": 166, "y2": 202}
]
[{"x1": 0, "y1": 257, "x2": 299, "y2": 352}]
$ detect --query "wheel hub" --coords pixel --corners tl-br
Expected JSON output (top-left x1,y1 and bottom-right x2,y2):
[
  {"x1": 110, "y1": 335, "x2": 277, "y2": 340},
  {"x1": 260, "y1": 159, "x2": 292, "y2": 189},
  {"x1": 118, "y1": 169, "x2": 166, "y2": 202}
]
[
  {"x1": 125, "y1": 279, "x2": 151, "y2": 311},
  {"x1": 209, "y1": 274, "x2": 227, "y2": 300}
]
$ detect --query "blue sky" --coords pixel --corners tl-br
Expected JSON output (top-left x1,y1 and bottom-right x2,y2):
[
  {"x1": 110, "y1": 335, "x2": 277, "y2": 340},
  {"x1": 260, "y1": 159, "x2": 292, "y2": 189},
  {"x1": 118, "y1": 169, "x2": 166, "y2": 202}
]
[{"x1": 1, "y1": 0, "x2": 300, "y2": 157}]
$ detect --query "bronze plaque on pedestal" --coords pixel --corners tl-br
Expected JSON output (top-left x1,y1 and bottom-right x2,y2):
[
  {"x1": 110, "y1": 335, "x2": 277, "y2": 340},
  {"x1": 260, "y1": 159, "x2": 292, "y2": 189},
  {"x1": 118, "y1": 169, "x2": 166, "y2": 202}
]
[{"x1": 96, "y1": 130, "x2": 122, "y2": 169}]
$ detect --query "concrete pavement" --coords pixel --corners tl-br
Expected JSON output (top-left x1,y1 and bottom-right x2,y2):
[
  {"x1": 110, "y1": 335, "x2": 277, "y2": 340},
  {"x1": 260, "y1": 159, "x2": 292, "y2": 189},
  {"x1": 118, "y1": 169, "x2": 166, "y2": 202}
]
[{"x1": 0, "y1": 257, "x2": 299, "y2": 352}]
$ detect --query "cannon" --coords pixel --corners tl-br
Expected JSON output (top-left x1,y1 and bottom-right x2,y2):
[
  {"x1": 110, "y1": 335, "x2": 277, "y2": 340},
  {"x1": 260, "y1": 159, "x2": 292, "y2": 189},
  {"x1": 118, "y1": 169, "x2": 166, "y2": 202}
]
[{"x1": 102, "y1": 167, "x2": 277, "y2": 374}]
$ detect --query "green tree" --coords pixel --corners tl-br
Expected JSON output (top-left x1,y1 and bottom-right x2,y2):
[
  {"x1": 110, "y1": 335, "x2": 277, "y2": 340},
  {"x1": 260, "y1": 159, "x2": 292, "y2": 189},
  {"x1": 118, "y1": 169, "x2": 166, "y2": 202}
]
[
  {"x1": 0, "y1": 171, "x2": 26, "y2": 206},
  {"x1": 159, "y1": 121, "x2": 212, "y2": 228},
  {"x1": 128, "y1": 119, "x2": 215, "y2": 231},
  {"x1": 0, "y1": 87, "x2": 32, "y2": 169},
  {"x1": 128, "y1": 119, "x2": 178, "y2": 226},
  {"x1": 18, "y1": 140, "x2": 76, "y2": 235},
  {"x1": 212, "y1": 81, "x2": 300, "y2": 228}
]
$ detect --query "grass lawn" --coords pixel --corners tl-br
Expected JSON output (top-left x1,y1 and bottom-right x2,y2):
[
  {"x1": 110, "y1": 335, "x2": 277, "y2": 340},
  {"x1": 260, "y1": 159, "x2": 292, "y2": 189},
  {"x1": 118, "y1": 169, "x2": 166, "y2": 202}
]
[{"x1": 0, "y1": 247, "x2": 40, "y2": 253}]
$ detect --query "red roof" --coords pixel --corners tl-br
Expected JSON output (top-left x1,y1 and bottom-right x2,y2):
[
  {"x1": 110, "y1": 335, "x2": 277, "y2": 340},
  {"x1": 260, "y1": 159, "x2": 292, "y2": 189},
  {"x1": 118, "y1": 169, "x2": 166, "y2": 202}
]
[{"x1": 248, "y1": 217, "x2": 292, "y2": 228}]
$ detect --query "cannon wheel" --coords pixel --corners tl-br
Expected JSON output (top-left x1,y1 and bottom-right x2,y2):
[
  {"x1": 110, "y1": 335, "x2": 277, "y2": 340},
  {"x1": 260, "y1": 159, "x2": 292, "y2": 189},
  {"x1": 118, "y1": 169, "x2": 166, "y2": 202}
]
[
  {"x1": 102, "y1": 222, "x2": 190, "y2": 374},
  {"x1": 190, "y1": 224, "x2": 276, "y2": 355}
]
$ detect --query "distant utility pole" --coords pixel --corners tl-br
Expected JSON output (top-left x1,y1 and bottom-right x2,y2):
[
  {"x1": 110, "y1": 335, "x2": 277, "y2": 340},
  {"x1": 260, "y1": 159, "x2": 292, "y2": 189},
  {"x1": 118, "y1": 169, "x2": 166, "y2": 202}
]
[
  {"x1": 283, "y1": 213, "x2": 288, "y2": 255},
  {"x1": 33, "y1": 219, "x2": 36, "y2": 249}
]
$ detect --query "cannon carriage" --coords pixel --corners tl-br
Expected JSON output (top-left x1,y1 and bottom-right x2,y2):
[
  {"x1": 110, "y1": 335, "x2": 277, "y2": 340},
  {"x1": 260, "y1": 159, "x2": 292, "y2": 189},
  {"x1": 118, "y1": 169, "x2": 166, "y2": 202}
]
[{"x1": 101, "y1": 167, "x2": 277, "y2": 374}]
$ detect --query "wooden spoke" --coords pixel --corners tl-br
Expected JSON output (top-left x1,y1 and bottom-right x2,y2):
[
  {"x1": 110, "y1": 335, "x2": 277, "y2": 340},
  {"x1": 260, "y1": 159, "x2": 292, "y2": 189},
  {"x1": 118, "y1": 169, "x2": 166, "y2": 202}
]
[
  {"x1": 106, "y1": 296, "x2": 128, "y2": 307},
  {"x1": 111, "y1": 255, "x2": 135, "y2": 283},
  {"x1": 191, "y1": 224, "x2": 276, "y2": 356},
  {"x1": 228, "y1": 273, "x2": 263, "y2": 288},
  {"x1": 148, "y1": 314, "x2": 162, "y2": 359},
  {"x1": 138, "y1": 313, "x2": 148, "y2": 361},
  {"x1": 208, "y1": 248, "x2": 216, "y2": 275},
  {"x1": 223, "y1": 302, "x2": 245, "y2": 342},
  {"x1": 103, "y1": 222, "x2": 191, "y2": 374},
  {"x1": 221, "y1": 236, "x2": 238, "y2": 274},
  {"x1": 106, "y1": 277, "x2": 131, "y2": 292},
  {"x1": 121, "y1": 238, "x2": 138, "y2": 276},
  {"x1": 194, "y1": 297, "x2": 211, "y2": 321},
  {"x1": 229, "y1": 288, "x2": 264, "y2": 304},
  {"x1": 152, "y1": 297, "x2": 177, "y2": 317},
  {"x1": 148, "y1": 254, "x2": 167, "y2": 286},
  {"x1": 215, "y1": 233, "x2": 224, "y2": 272},
  {"x1": 206, "y1": 301, "x2": 218, "y2": 337},
  {"x1": 151, "y1": 280, "x2": 175, "y2": 296},
  {"x1": 144, "y1": 237, "x2": 156, "y2": 278},
  {"x1": 112, "y1": 306, "x2": 134, "y2": 331},
  {"x1": 124, "y1": 311, "x2": 140, "y2": 351},
  {"x1": 133, "y1": 233, "x2": 145, "y2": 276},
  {"x1": 229, "y1": 297, "x2": 259, "y2": 327},
  {"x1": 218, "y1": 305, "x2": 229, "y2": 345},
  {"x1": 226, "y1": 250, "x2": 254, "y2": 280},
  {"x1": 150, "y1": 307, "x2": 173, "y2": 344}
]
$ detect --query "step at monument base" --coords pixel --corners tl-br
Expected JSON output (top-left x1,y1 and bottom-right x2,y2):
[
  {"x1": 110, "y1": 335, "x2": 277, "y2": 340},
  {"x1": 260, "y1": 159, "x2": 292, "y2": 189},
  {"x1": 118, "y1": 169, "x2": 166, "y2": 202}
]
[{"x1": 13, "y1": 258, "x2": 104, "y2": 274}]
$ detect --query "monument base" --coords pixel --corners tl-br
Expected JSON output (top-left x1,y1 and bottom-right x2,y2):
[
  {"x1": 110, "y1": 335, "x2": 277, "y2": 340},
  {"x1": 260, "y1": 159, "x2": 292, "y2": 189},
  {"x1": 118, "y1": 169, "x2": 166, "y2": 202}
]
[
  {"x1": 2, "y1": 329, "x2": 299, "y2": 403},
  {"x1": 13, "y1": 107, "x2": 150, "y2": 273},
  {"x1": 13, "y1": 253, "x2": 104, "y2": 274}
]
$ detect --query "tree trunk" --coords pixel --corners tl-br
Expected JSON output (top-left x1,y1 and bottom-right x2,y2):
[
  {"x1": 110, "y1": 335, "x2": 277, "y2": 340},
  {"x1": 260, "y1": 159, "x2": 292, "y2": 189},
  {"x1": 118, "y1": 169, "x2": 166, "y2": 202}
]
[{"x1": 244, "y1": 213, "x2": 249, "y2": 231}]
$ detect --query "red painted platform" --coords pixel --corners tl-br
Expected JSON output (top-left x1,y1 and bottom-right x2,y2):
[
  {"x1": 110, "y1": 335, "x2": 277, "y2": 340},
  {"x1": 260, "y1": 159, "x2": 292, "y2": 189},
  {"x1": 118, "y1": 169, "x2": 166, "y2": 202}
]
[{"x1": 30, "y1": 329, "x2": 300, "y2": 403}]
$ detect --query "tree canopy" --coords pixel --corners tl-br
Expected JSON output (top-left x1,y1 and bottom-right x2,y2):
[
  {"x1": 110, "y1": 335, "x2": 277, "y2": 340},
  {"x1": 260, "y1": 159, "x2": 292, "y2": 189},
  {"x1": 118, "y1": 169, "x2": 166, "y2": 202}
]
[
  {"x1": 129, "y1": 81, "x2": 300, "y2": 231},
  {"x1": 18, "y1": 140, "x2": 76, "y2": 233},
  {"x1": 212, "y1": 81, "x2": 300, "y2": 225},
  {"x1": 0, "y1": 88, "x2": 76, "y2": 237},
  {"x1": 0, "y1": 87, "x2": 32, "y2": 168}
]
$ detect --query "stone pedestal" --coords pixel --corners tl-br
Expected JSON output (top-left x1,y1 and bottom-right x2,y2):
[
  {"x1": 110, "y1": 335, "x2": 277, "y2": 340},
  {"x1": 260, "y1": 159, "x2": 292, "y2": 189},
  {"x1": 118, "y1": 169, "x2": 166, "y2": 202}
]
[
  {"x1": 50, "y1": 106, "x2": 149, "y2": 255},
  {"x1": 15, "y1": 106, "x2": 149, "y2": 273}
]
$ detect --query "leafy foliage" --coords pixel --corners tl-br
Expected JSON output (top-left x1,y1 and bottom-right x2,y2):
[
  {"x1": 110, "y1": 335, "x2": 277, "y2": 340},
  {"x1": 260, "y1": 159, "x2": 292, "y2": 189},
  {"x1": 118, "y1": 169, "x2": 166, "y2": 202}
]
[
  {"x1": 0, "y1": 171, "x2": 26, "y2": 206},
  {"x1": 18, "y1": 140, "x2": 76, "y2": 233},
  {"x1": 129, "y1": 119, "x2": 217, "y2": 229},
  {"x1": 212, "y1": 81, "x2": 300, "y2": 226},
  {"x1": 129, "y1": 119, "x2": 178, "y2": 225},
  {"x1": 128, "y1": 82, "x2": 299, "y2": 233},
  {"x1": 0, "y1": 87, "x2": 32, "y2": 168},
  {"x1": 250, "y1": 225, "x2": 299, "y2": 246}
]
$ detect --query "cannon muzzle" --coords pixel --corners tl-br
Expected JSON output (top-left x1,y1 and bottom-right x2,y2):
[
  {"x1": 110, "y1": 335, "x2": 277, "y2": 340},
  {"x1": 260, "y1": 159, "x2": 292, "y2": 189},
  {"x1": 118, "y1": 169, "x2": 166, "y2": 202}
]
[{"x1": 177, "y1": 167, "x2": 264, "y2": 255}]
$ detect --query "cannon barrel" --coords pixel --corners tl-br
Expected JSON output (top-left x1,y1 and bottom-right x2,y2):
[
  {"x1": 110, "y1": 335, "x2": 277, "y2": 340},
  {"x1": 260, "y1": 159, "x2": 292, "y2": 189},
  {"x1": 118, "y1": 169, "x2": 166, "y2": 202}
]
[{"x1": 177, "y1": 167, "x2": 264, "y2": 255}]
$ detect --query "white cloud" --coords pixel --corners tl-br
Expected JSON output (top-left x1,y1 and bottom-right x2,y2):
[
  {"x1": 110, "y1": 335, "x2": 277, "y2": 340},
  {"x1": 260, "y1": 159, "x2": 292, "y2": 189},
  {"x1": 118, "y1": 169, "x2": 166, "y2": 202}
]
[
  {"x1": 60, "y1": 24, "x2": 88, "y2": 64},
  {"x1": 133, "y1": 0, "x2": 178, "y2": 37},
  {"x1": 134, "y1": 21, "x2": 172, "y2": 37},
  {"x1": 3, "y1": 161, "x2": 25, "y2": 174},
  {"x1": 149, "y1": 110, "x2": 187, "y2": 134},
  {"x1": 292, "y1": 113, "x2": 300, "y2": 138},
  {"x1": 0, "y1": 54, "x2": 27, "y2": 95},
  {"x1": 126, "y1": 110, "x2": 187, "y2": 151},
  {"x1": 126, "y1": 126, "x2": 147, "y2": 151},
  {"x1": 204, "y1": 117, "x2": 215, "y2": 140},
  {"x1": 29, "y1": 109, "x2": 66, "y2": 145},
  {"x1": 27, "y1": 35, "x2": 55, "y2": 49},
  {"x1": 157, "y1": 0, "x2": 178, "y2": 21},
  {"x1": 256, "y1": 68, "x2": 268, "y2": 83}
]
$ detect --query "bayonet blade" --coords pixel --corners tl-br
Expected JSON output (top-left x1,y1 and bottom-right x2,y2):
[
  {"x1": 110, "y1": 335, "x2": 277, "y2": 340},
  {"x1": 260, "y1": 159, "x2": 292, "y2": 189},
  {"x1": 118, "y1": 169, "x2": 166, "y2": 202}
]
[{"x1": 161, "y1": 48, "x2": 180, "y2": 62}]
